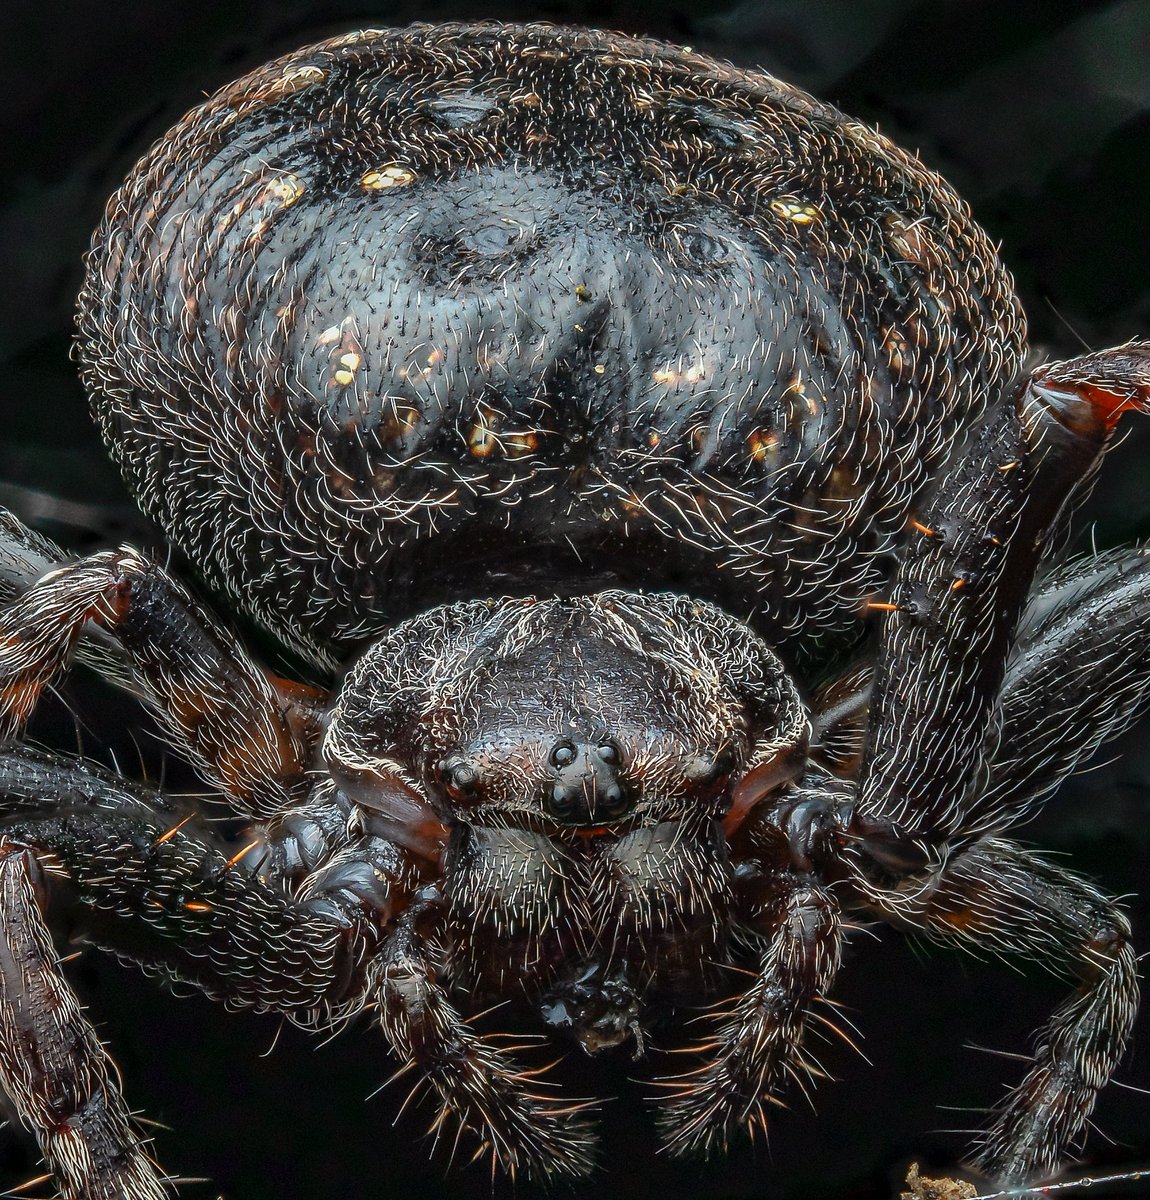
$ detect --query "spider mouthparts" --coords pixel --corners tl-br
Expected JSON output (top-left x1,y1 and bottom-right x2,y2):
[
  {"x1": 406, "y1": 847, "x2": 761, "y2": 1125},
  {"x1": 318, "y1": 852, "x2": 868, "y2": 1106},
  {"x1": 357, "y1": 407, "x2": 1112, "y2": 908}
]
[{"x1": 540, "y1": 966, "x2": 645, "y2": 1056}]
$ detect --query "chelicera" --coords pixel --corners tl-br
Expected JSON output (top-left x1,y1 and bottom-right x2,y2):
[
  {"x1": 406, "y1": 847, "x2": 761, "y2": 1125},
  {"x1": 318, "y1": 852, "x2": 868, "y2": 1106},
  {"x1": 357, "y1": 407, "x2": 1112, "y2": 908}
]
[{"x1": 0, "y1": 20, "x2": 1148, "y2": 1197}]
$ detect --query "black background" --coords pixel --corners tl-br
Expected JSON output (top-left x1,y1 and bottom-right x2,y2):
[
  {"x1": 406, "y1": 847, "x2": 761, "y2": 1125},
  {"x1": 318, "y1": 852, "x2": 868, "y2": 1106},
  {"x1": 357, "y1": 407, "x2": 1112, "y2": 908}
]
[{"x1": 1, "y1": 2, "x2": 1149, "y2": 1198}]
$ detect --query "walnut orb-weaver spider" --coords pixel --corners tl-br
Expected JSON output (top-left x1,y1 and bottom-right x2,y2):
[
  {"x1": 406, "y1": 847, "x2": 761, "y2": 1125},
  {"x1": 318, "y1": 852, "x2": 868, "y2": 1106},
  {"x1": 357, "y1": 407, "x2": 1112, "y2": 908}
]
[{"x1": 0, "y1": 20, "x2": 1149, "y2": 1198}]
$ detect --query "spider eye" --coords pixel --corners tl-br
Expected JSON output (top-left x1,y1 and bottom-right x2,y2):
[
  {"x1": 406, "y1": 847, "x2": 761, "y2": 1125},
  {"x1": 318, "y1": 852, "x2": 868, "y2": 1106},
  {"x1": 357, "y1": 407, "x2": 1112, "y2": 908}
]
[
  {"x1": 439, "y1": 757, "x2": 480, "y2": 800},
  {"x1": 549, "y1": 739, "x2": 577, "y2": 768},
  {"x1": 549, "y1": 783, "x2": 579, "y2": 819},
  {"x1": 685, "y1": 748, "x2": 735, "y2": 786},
  {"x1": 600, "y1": 782, "x2": 630, "y2": 817},
  {"x1": 595, "y1": 740, "x2": 621, "y2": 766}
]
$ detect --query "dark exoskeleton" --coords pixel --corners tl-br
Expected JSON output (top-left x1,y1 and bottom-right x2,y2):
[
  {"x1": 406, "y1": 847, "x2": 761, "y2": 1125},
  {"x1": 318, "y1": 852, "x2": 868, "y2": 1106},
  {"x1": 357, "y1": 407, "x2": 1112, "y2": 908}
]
[{"x1": 1, "y1": 21, "x2": 1149, "y2": 1197}]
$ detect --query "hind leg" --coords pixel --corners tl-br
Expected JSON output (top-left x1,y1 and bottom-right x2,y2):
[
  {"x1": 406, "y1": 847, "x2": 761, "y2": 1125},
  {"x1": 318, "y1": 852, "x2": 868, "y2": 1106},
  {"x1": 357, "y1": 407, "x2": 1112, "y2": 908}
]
[
  {"x1": 878, "y1": 836, "x2": 1138, "y2": 1184},
  {"x1": 0, "y1": 842, "x2": 171, "y2": 1200}
]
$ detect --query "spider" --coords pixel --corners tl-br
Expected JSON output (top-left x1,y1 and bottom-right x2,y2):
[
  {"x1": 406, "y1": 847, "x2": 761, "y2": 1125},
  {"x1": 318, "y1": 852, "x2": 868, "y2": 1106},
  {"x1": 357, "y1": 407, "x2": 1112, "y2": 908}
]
[{"x1": 0, "y1": 19, "x2": 1148, "y2": 1199}]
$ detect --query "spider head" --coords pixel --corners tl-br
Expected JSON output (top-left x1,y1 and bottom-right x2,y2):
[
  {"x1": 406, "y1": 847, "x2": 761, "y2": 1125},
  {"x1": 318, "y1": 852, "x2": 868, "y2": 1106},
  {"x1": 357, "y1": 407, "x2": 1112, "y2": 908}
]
[{"x1": 323, "y1": 591, "x2": 808, "y2": 857}]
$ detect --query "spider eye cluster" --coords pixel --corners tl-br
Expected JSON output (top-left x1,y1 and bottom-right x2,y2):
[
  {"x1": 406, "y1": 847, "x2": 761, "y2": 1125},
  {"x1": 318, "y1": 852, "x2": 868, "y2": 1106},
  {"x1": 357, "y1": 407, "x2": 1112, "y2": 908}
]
[{"x1": 544, "y1": 736, "x2": 634, "y2": 826}]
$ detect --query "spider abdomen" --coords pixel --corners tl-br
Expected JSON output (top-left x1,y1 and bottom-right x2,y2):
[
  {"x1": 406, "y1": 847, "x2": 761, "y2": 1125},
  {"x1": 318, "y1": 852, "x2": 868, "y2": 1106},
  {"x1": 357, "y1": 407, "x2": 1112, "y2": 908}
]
[{"x1": 76, "y1": 22, "x2": 1025, "y2": 665}]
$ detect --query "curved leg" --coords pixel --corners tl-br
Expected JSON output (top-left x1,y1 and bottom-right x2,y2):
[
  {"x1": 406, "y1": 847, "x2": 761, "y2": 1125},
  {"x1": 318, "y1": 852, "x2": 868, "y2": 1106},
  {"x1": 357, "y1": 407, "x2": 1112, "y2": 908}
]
[
  {"x1": 0, "y1": 842, "x2": 170, "y2": 1200},
  {"x1": 0, "y1": 744, "x2": 395, "y2": 1197},
  {"x1": 0, "y1": 745, "x2": 599, "y2": 1184},
  {"x1": 373, "y1": 893, "x2": 599, "y2": 1180},
  {"x1": 0, "y1": 515, "x2": 319, "y2": 816},
  {"x1": 655, "y1": 868, "x2": 842, "y2": 1156},
  {"x1": 854, "y1": 343, "x2": 1150, "y2": 862},
  {"x1": 0, "y1": 746, "x2": 364, "y2": 1013},
  {"x1": 979, "y1": 545, "x2": 1150, "y2": 829},
  {"x1": 880, "y1": 836, "x2": 1137, "y2": 1184}
]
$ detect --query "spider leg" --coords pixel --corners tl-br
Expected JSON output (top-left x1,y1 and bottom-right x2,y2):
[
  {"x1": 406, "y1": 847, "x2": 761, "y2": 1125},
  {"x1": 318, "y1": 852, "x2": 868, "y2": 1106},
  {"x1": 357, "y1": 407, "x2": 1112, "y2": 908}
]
[
  {"x1": 0, "y1": 510, "x2": 70, "y2": 604},
  {"x1": 975, "y1": 545, "x2": 1150, "y2": 832},
  {"x1": 0, "y1": 744, "x2": 390, "y2": 1197},
  {"x1": 0, "y1": 508, "x2": 318, "y2": 816},
  {"x1": 852, "y1": 342, "x2": 1150, "y2": 866},
  {"x1": 0, "y1": 745, "x2": 367, "y2": 1012},
  {"x1": 1, "y1": 743, "x2": 596, "y2": 1183},
  {"x1": 885, "y1": 836, "x2": 1138, "y2": 1185},
  {"x1": 811, "y1": 545, "x2": 1150, "y2": 839},
  {"x1": 0, "y1": 840, "x2": 171, "y2": 1200},
  {"x1": 372, "y1": 891, "x2": 600, "y2": 1180},
  {"x1": 654, "y1": 867, "x2": 841, "y2": 1157}
]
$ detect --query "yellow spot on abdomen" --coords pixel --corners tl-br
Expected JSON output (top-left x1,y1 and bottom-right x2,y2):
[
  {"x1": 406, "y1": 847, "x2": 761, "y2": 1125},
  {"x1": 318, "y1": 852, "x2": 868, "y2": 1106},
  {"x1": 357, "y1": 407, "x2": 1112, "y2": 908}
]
[
  {"x1": 770, "y1": 198, "x2": 821, "y2": 225},
  {"x1": 747, "y1": 429, "x2": 780, "y2": 463},
  {"x1": 266, "y1": 174, "x2": 305, "y2": 207},
  {"x1": 362, "y1": 165, "x2": 417, "y2": 190}
]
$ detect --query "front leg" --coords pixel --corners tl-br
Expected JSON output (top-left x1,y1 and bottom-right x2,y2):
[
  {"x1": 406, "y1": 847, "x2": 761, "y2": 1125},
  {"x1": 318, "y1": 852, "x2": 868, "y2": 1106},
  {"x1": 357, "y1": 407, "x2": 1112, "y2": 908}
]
[
  {"x1": 854, "y1": 342, "x2": 1150, "y2": 865},
  {"x1": 0, "y1": 746, "x2": 366, "y2": 1014},
  {"x1": 655, "y1": 860, "x2": 841, "y2": 1156},
  {"x1": 374, "y1": 893, "x2": 599, "y2": 1180},
  {"x1": 0, "y1": 744, "x2": 391, "y2": 1197}
]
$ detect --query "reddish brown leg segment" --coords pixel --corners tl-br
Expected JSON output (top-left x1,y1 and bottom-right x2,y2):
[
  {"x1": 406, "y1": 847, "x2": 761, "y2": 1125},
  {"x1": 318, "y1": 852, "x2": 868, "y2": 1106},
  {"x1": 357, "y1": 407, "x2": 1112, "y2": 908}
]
[
  {"x1": 0, "y1": 842, "x2": 171, "y2": 1200},
  {"x1": 0, "y1": 546, "x2": 314, "y2": 817}
]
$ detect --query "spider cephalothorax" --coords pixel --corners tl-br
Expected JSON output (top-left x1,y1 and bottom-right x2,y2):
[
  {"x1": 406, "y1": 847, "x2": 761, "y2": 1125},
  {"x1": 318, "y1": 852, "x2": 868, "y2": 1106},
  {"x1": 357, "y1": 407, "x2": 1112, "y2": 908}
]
[
  {"x1": 323, "y1": 591, "x2": 808, "y2": 1047},
  {"x1": 327, "y1": 593, "x2": 805, "y2": 833},
  {"x1": 0, "y1": 20, "x2": 1148, "y2": 1199}
]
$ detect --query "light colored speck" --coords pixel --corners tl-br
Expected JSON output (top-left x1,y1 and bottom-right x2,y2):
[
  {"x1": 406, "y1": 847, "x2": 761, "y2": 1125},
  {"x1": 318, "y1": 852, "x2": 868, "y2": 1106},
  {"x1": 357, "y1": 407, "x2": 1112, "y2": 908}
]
[{"x1": 362, "y1": 165, "x2": 417, "y2": 190}]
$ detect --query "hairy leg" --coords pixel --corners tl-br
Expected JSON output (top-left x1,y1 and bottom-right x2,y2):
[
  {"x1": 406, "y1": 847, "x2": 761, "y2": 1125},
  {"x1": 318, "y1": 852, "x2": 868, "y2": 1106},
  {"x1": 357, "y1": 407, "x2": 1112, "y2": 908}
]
[
  {"x1": 881, "y1": 836, "x2": 1137, "y2": 1184},
  {"x1": 811, "y1": 544, "x2": 1150, "y2": 842},
  {"x1": 655, "y1": 864, "x2": 842, "y2": 1156},
  {"x1": 0, "y1": 512, "x2": 320, "y2": 815},
  {"x1": 978, "y1": 546, "x2": 1150, "y2": 830},
  {"x1": 0, "y1": 745, "x2": 366, "y2": 1012},
  {"x1": 373, "y1": 891, "x2": 599, "y2": 1180},
  {"x1": 854, "y1": 343, "x2": 1150, "y2": 865},
  {"x1": 0, "y1": 841, "x2": 170, "y2": 1200},
  {"x1": 0, "y1": 744, "x2": 404, "y2": 1196}
]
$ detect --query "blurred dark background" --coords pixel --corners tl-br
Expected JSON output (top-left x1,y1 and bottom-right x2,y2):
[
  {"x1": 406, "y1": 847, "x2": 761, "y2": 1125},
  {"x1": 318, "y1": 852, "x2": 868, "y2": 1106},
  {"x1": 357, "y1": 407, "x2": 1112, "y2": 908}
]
[{"x1": 1, "y1": 1, "x2": 1149, "y2": 1198}]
